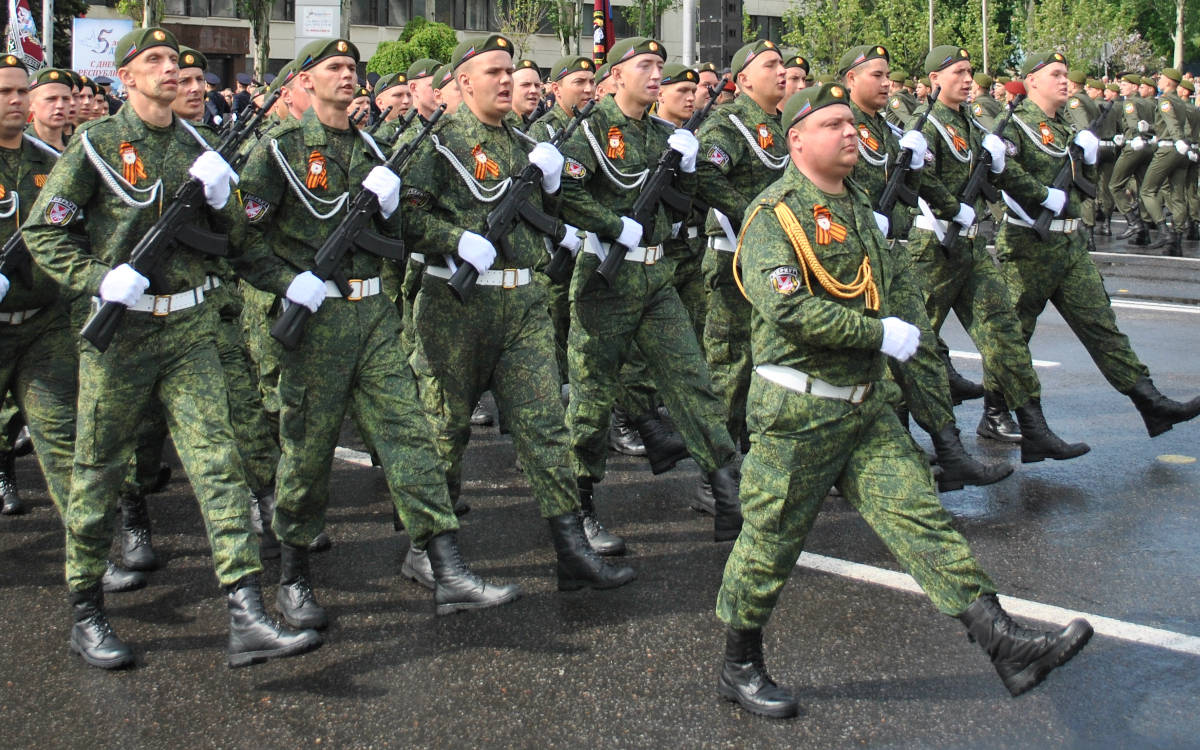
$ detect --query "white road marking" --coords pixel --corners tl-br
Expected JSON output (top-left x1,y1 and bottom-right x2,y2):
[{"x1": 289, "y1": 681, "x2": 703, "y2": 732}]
[
  {"x1": 1111, "y1": 299, "x2": 1200, "y2": 315},
  {"x1": 798, "y1": 552, "x2": 1200, "y2": 657},
  {"x1": 335, "y1": 446, "x2": 374, "y2": 466},
  {"x1": 950, "y1": 349, "x2": 1060, "y2": 368}
]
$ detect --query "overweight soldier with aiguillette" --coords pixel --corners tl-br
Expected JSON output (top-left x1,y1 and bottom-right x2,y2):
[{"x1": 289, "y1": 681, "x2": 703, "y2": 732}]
[
  {"x1": 233, "y1": 38, "x2": 520, "y2": 624},
  {"x1": 23, "y1": 27, "x2": 321, "y2": 670},
  {"x1": 713, "y1": 83, "x2": 1092, "y2": 720},
  {"x1": 994, "y1": 51, "x2": 1200, "y2": 440},
  {"x1": 399, "y1": 34, "x2": 634, "y2": 592}
]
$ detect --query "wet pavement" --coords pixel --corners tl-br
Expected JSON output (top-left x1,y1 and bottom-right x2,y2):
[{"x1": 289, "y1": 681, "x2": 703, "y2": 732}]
[{"x1": 2, "y1": 237, "x2": 1200, "y2": 748}]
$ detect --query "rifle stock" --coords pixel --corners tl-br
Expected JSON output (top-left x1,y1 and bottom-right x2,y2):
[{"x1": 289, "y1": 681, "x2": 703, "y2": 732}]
[
  {"x1": 1029, "y1": 101, "x2": 1111, "y2": 240},
  {"x1": 875, "y1": 85, "x2": 940, "y2": 234}
]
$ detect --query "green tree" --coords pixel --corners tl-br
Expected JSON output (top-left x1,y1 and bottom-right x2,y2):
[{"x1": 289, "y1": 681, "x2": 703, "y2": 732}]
[
  {"x1": 495, "y1": 0, "x2": 553, "y2": 58},
  {"x1": 548, "y1": 0, "x2": 580, "y2": 55},
  {"x1": 1019, "y1": 0, "x2": 1159, "y2": 75},
  {"x1": 620, "y1": 0, "x2": 681, "y2": 38},
  {"x1": 238, "y1": 0, "x2": 272, "y2": 80},
  {"x1": 365, "y1": 17, "x2": 459, "y2": 75}
]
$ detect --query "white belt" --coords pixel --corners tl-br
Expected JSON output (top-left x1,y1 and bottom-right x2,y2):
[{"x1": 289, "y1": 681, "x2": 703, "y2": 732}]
[
  {"x1": 323, "y1": 276, "x2": 381, "y2": 300},
  {"x1": 95, "y1": 275, "x2": 220, "y2": 316},
  {"x1": 708, "y1": 236, "x2": 736, "y2": 254},
  {"x1": 913, "y1": 215, "x2": 978, "y2": 238},
  {"x1": 409, "y1": 253, "x2": 426, "y2": 264},
  {"x1": 755, "y1": 364, "x2": 871, "y2": 404},
  {"x1": 1004, "y1": 215, "x2": 1081, "y2": 234},
  {"x1": 1157, "y1": 139, "x2": 1175, "y2": 148},
  {"x1": 583, "y1": 232, "x2": 664, "y2": 265},
  {"x1": 687, "y1": 226, "x2": 699, "y2": 240},
  {"x1": 424, "y1": 265, "x2": 532, "y2": 288},
  {"x1": 0, "y1": 307, "x2": 42, "y2": 325}
]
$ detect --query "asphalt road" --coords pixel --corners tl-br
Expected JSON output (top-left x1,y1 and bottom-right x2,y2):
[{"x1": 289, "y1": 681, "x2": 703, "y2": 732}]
[{"x1": 2, "y1": 251, "x2": 1199, "y2": 749}]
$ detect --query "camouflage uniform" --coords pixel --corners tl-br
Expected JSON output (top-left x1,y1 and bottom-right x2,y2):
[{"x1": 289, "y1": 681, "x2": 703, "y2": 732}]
[
  {"x1": 885, "y1": 89, "x2": 917, "y2": 129},
  {"x1": 1110, "y1": 91, "x2": 1156, "y2": 222},
  {"x1": 1138, "y1": 85, "x2": 1191, "y2": 231},
  {"x1": 1062, "y1": 88, "x2": 1102, "y2": 230},
  {"x1": 970, "y1": 93, "x2": 1003, "y2": 130}
]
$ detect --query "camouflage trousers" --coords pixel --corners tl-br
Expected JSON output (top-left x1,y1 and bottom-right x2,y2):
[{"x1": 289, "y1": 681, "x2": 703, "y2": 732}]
[
  {"x1": 273, "y1": 294, "x2": 456, "y2": 549},
  {"x1": 1110, "y1": 147, "x2": 1154, "y2": 218},
  {"x1": 716, "y1": 375, "x2": 996, "y2": 630},
  {"x1": 568, "y1": 249, "x2": 737, "y2": 482},
  {"x1": 907, "y1": 229, "x2": 1041, "y2": 410},
  {"x1": 240, "y1": 283, "x2": 282, "y2": 435},
  {"x1": 668, "y1": 233, "x2": 707, "y2": 345},
  {"x1": 0, "y1": 302, "x2": 77, "y2": 515},
  {"x1": 995, "y1": 227, "x2": 1148, "y2": 393},
  {"x1": 411, "y1": 274, "x2": 577, "y2": 519},
  {"x1": 68, "y1": 302, "x2": 260, "y2": 591},
  {"x1": 702, "y1": 241, "x2": 752, "y2": 446},
  {"x1": 1139, "y1": 148, "x2": 1190, "y2": 225}
]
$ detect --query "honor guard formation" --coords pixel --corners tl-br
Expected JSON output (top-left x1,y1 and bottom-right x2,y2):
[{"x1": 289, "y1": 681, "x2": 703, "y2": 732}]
[{"x1": 4, "y1": 24, "x2": 1200, "y2": 720}]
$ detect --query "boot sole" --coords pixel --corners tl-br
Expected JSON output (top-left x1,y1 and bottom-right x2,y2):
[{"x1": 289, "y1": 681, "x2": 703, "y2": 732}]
[
  {"x1": 648, "y1": 448, "x2": 690, "y2": 475},
  {"x1": 557, "y1": 568, "x2": 637, "y2": 591},
  {"x1": 716, "y1": 680, "x2": 800, "y2": 719},
  {"x1": 70, "y1": 638, "x2": 134, "y2": 670},
  {"x1": 1021, "y1": 444, "x2": 1090, "y2": 464},
  {"x1": 102, "y1": 577, "x2": 148, "y2": 594},
  {"x1": 937, "y1": 465, "x2": 1014, "y2": 493},
  {"x1": 1002, "y1": 620, "x2": 1093, "y2": 697},
  {"x1": 976, "y1": 426, "x2": 1023, "y2": 443},
  {"x1": 435, "y1": 587, "x2": 520, "y2": 615},
  {"x1": 228, "y1": 632, "x2": 323, "y2": 668},
  {"x1": 690, "y1": 499, "x2": 715, "y2": 516}
]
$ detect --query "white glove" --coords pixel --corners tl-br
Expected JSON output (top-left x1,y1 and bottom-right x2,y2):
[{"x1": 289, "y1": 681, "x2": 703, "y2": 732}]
[
  {"x1": 952, "y1": 202, "x2": 976, "y2": 227},
  {"x1": 873, "y1": 211, "x2": 889, "y2": 237},
  {"x1": 1131, "y1": 136, "x2": 1146, "y2": 151},
  {"x1": 898, "y1": 130, "x2": 928, "y2": 170},
  {"x1": 0, "y1": 272, "x2": 9, "y2": 303},
  {"x1": 559, "y1": 224, "x2": 583, "y2": 256},
  {"x1": 1137, "y1": 119, "x2": 1150, "y2": 133},
  {"x1": 1113, "y1": 133, "x2": 1125, "y2": 147},
  {"x1": 1190, "y1": 149, "x2": 1199, "y2": 163},
  {"x1": 98, "y1": 263, "x2": 150, "y2": 307},
  {"x1": 981, "y1": 133, "x2": 1006, "y2": 173},
  {"x1": 1073, "y1": 130, "x2": 1099, "y2": 165},
  {"x1": 1176, "y1": 140, "x2": 1190, "y2": 156},
  {"x1": 1040, "y1": 187, "x2": 1067, "y2": 216},
  {"x1": 616, "y1": 216, "x2": 643, "y2": 249},
  {"x1": 457, "y1": 230, "x2": 497, "y2": 273},
  {"x1": 188, "y1": 150, "x2": 239, "y2": 209},
  {"x1": 528, "y1": 142, "x2": 564, "y2": 194},
  {"x1": 361, "y1": 165, "x2": 401, "y2": 219},
  {"x1": 668, "y1": 129, "x2": 699, "y2": 173},
  {"x1": 880, "y1": 317, "x2": 920, "y2": 362},
  {"x1": 285, "y1": 270, "x2": 326, "y2": 313}
]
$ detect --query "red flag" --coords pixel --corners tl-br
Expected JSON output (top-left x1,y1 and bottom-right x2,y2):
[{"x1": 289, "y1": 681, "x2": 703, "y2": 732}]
[
  {"x1": 5, "y1": 0, "x2": 45, "y2": 70},
  {"x1": 593, "y1": 0, "x2": 613, "y2": 66}
]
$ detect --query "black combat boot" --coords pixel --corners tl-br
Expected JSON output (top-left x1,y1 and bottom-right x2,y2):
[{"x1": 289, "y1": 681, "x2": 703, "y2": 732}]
[
  {"x1": 691, "y1": 479, "x2": 714, "y2": 515},
  {"x1": 426, "y1": 531, "x2": 521, "y2": 615},
  {"x1": 1117, "y1": 212, "x2": 1144, "y2": 240},
  {"x1": 633, "y1": 411, "x2": 689, "y2": 475},
  {"x1": 976, "y1": 391, "x2": 1022, "y2": 443},
  {"x1": 942, "y1": 352, "x2": 984, "y2": 405},
  {"x1": 709, "y1": 464, "x2": 743, "y2": 542},
  {"x1": 608, "y1": 406, "x2": 647, "y2": 456},
  {"x1": 101, "y1": 560, "x2": 146, "y2": 593},
  {"x1": 227, "y1": 575, "x2": 323, "y2": 668},
  {"x1": 470, "y1": 400, "x2": 494, "y2": 426},
  {"x1": 1014, "y1": 399, "x2": 1090, "y2": 463},
  {"x1": 69, "y1": 586, "x2": 134, "y2": 669},
  {"x1": 254, "y1": 489, "x2": 280, "y2": 560},
  {"x1": 120, "y1": 491, "x2": 158, "y2": 570},
  {"x1": 0, "y1": 449, "x2": 25, "y2": 515},
  {"x1": 547, "y1": 513, "x2": 636, "y2": 591},
  {"x1": 578, "y1": 477, "x2": 625, "y2": 556},
  {"x1": 930, "y1": 425, "x2": 1014, "y2": 492},
  {"x1": 1124, "y1": 376, "x2": 1200, "y2": 437},
  {"x1": 958, "y1": 593, "x2": 1092, "y2": 697},
  {"x1": 1085, "y1": 225, "x2": 1097, "y2": 252},
  {"x1": 277, "y1": 543, "x2": 328, "y2": 629},
  {"x1": 12, "y1": 425, "x2": 31, "y2": 456},
  {"x1": 307, "y1": 531, "x2": 332, "y2": 553},
  {"x1": 1187, "y1": 220, "x2": 1200, "y2": 241},
  {"x1": 1167, "y1": 227, "x2": 1184, "y2": 257},
  {"x1": 401, "y1": 544, "x2": 435, "y2": 590},
  {"x1": 1098, "y1": 210, "x2": 1112, "y2": 236},
  {"x1": 716, "y1": 627, "x2": 799, "y2": 719},
  {"x1": 1149, "y1": 221, "x2": 1179, "y2": 252}
]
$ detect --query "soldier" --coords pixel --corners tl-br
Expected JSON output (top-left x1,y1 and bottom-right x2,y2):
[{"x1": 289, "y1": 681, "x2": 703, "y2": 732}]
[
  {"x1": 558, "y1": 36, "x2": 743, "y2": 546},
  {"x1": 841, "y1": 44, "x2": 1009, "y2": 491},
  {"x1": 1062, "y1": 70, "x2": 1103, "y2": 251},
  {"x1": 715, "y1": 83, "x2": 1092, "y2": 719},
  {"x1": 431, "y1": 64, "x2": 463, "y2": 114},
  {"x1": 1088, "y1": 78, "x2": 1122, "y2": 238},
  {"x1": 27, "y1": 68, "x2": 73, "y2": 152},
  {"x1": 23, "y1": 27, "x2": 321, "y2": 669},
  {"x1": 407, "y1": 58, "x2": 442, "y2": 123},
  {"x1": 908, "y1": 46, "x2": 1087, "y2": 463},
  {"x1": 779, "y1": 54, "x2": 808, "y2": 113},
  {"x1": 1180, "y1": 78, "x2": 1200, "y2": 240},
  {"x1": 233, "y1": 72, "x2": 253, "y2": 113},
  {"x1": 399, "y1": 33, "x2": 634, "y2": 591},
  {"x1": 696, "y1": 62, "x2": 720, "y2": 110},
  {"x1": 512, "y1": 58, "x2": 543, "y2": 127},
  {"x1": 971, "y1": 72, "x2": 1002, "y2": 128},
  {"x1": 595, "y1": 63, "x2": 615, "y2": 98},
  {"x1": 371, "y1": 71, "x2": 411, "y2": 148},
  {"x1": 995, "y1": 51, "x2": 1200, "y2": 438},
  {"x1": 1111, "y1": 72, "x2": 1156, "y2": 245},
  {"x1": 1138, "y1": 67, "x2": 1191, "y2": 255},
  {"x1": 915, "y1": 76, "x2": 931, "y2": 104},
  {"x1": 234, "y1": 37, "x2": 519, "y2": 623},
  {"x1": 885, "y1": 68, "x2": 915, "y2": 128}
]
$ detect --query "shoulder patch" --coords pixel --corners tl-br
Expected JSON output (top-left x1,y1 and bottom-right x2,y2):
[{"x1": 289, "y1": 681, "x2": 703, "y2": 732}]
[
  {"x1": 769, "y1": 266, "x2": 802, "y2": 295},
  {"x1": 1068, "y1": 98, "x2": 1080, "y2": 109},
  {"x1": 1004, "y1": 138, "x2": 1018, "y2": 156},
  {"x1": 242, "y1": 193, "x2": 270, "y2": 223},
  {"x1": 565, "y1": 156, "x2": 586, "y2": 179},
  {"x1": 706, "y1": 145, "x2": 730, "y2": 167},
  {"x1": 44, "y1": 196, "x2": 77, "y2": 225},
  {"x1": 1161, "y1": 100, "x2": 1172, "y2": 112},
  {"x1": 973, "y1": 103, "x2": 983, "y2": 116},
  {"x1": 401, "y1": 186, "x2": 431, "y2": 209},
  {"x1": 890, "y1": 97, "x2": 901, "y2": 109},
  {"x1": 1125, "y1": 102, "x2": 1135, "y2": 114}
]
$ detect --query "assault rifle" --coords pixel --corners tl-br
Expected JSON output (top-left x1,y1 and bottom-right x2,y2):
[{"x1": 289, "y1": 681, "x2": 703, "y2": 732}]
[
  {"x1": 1029, "y1": 101, "x2": 1110, "y2": 241},
  {"x1": 875, "y1": 85, "x2": 940, "y2": 236},
  {"x1": 367, "y1": 106, "x2": 394, "y2": 134}
]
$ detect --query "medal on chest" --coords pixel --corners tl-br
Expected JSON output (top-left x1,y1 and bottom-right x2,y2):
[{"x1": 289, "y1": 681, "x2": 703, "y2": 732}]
[
  {"x1": 471, "y1": 144, "x2": 500, "y2": 180},
  {"x1": 119, "y1": 141, "x2": 147, "y2": 186},
  {"x1": 945, "y1": 124, "x2": 967, "y2": 153},
  {"x1": 1039, "y1": 122, "x2": 1054, "y2": 145},
  {"x1": 813, "y1": 205, "x2": 848, "y2": 245},
  {"x1": 857, "y1": 124, "x2": 879, "y2": 151},
  {"x1": 306, "y1": 150, "x2": 328, "y2": 190},
  {"x1": 33, "y1": 174, "x2": 46, "y2": 188},
  {"x1": 605, "y1": 126, "x2": 625, "y2": 159},
  {"x1": 757, "y1": 123, "x2": 774, "y2": 149}
]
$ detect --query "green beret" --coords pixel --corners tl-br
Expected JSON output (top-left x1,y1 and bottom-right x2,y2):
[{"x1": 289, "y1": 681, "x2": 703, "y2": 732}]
[
  {"x1": 661, "y1": 63, "x2": 699, "y2": 87},
  {"x1": 513, "y1": 58, "x2": 539, "y2": 76},
  {"x1": 64, "y1": 70, "x2": 83, "y2": 89},
  {"x1": 784, "y1": 55, "x2": 809, "y2": 73},
  {"x1": 29, "y1": 67, "x2": 72, "y2": 90},
  {"x1": 996, "y1": 75, "x2": 1010, "y2": 84},
  {"x1": 815, "y1": 73, "x2": 834, "y2": 84},
  {"x1": 353, "y1": 84, "x2": 369, "y2": 98},
  {"x1": 1020, "y1": 50, "x2": 1067, "y2": 77},
  {"x1": 407, "y1": 57, "x2": 442, "y2": 79},
  {"x1": 920, "y1": 77, "x2": 931, "y2": 87},
  {"x1": 1106, "y1": 82, "x2": 1120, "y2": 92},
  {"x1": 698, "y1": 62, "x2": 720, "y2": 74},
  {"x1": 1121, "y1": 73, "x2": 1140, "y2": 85},
  {"x1": 1141, "y1": 75, "x2": 1155, "y2": 87},
  {"x1": 1066, "y1": 69, "x2": 1086, "y2": 85},
  {"x1": 1085, "y1": 78, "x2": 1102, "y2": 90},
  {"x1": 549, "y1": 55, "x2": 595, "y2": 82},
  {"x1": 838, "y1": 44, "x2": 888, "y2": 76},
  {"x1": 432, "y1": 64, "x2": 456, "y2": 90},
  {"x1": 608, "y1": 37, "x2": 667, "y2": 66},
  {"x1": 271, "y1": 60, "x2": 298, "y2": 92},
  {"x1": 973, "y1": 72, "x2": 993, "y2": 88},
  {"x1": 888, "y1": 68, "x2": 908, "y2": 84},
  {"x1": 450, "y1": 34, "x2": 512, "y2": 71},
  {"x1": 178, "y1": 46, "x2": 207, "y2": 72},
  {"x1": 730, "y1": 40, "x2": 781, "y2": 78},
  {"x1": 114, "y1": 27, "x2": 178, "y2": 68},
  {"x1": 1178, "y1": 78, "x2": 1194, "y2": 92},
  {"x1": 924, "y1": 45, "x2": 970, "y2": 74},
  {"x1": 781, "y1": 81, "x2": 850, "y2": 128},
  {"x1": 296, "y1": 38, "x2": 359, "y2": 71},
  {"x1": 375, "y1": 71, "x2": 407, "y2": 94},
  {"x1": 595, "y1": 62, "x2": 612, "y2": 84},
  {"x1": 1161, "y1": 67, "x2": 1182, "y2": 83},
  {"x1": 0, "y1": 53, "x2": 26, "y2": 73}
]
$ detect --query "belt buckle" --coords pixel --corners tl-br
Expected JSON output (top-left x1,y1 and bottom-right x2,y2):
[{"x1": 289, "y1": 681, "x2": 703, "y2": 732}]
[
  {"x1": 152, "y1": 295, "x2": 172, "y2": 317},
  {"x1": 347, "y1": 279, "x2": 364, "y2": 301},
  {"x1": 643, "y1": 246, "x2": 658, "y2": 265},
  {"x1": 502, "y1": 268, "x2": 519, "y2": 289}
]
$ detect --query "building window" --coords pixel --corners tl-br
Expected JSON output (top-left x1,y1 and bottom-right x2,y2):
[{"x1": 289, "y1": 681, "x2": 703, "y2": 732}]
[
  {"x1": 209, "y1": 0, "x2": 237, "y2": 17},
  {"x1": 746, "y1": 15, "x2": 785, "y2": 43},
  {"x1": 271, "y1": 0, "x2": 295, "y2": 21},
  {"x1": 456, "y1": 0, "x2": 497, "y2": 31}
]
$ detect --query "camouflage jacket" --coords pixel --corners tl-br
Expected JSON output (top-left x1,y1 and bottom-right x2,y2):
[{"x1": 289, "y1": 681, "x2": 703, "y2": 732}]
[
  {"x1": 233, "y1": 107, "x2": 402, "y2": 297},
  {"x1": 24, "y1": 104, "x2": 237, "y2": 298},
  {"x1": 1153, "y1": 91, "x2": 1190, "y2": 143},
  {"x1": 970, "y1": 94, "x2": 1003, "y2": 129},
  {"x1": 848, "y1": 100, "x2": 921, "y2": 236},
  {"x1": 1062, "y1": 90, "x2": 1100, "y2": 133},
  {"x1": 1, "y1": 133, "x2": 61, "y2": 311},
  {"x1": 1120, "y1": 95, "x2": 1157, "y2": 138},
  {"x1": 694, "y1": 93, "x2": 788, "y2": 239},
  {"x1": 885, "y1": 90, "x2": 917, "y2": 128},
  {"x1": 527, "y1": 103, "x2": 572, "y2": 144},
  {"x1": 1003, "y1": 97, "x2": 1094, "y2": 221}
]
